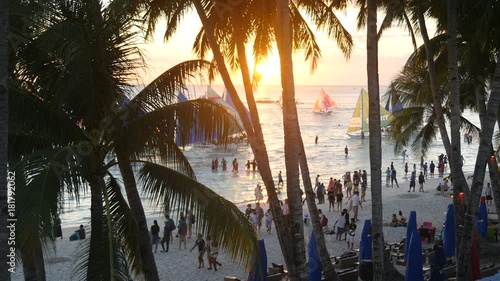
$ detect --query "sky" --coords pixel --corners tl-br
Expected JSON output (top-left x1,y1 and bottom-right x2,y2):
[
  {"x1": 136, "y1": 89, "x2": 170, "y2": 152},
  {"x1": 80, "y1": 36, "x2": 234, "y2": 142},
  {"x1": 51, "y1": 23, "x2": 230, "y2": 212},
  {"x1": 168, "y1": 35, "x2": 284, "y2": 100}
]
[{"x1": 139, "y1": 7, "x2": 429, "y2": 87}]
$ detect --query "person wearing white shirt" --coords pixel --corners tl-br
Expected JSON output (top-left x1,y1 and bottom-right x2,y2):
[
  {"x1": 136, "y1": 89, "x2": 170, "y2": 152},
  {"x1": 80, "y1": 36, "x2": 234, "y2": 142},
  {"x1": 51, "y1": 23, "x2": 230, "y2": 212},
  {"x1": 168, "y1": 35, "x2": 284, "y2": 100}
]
[
  {"x1": 334, "y1": 210, "x2": 346, "y2": 241},
  {"x1": 349, "y1": 191, "x2": 362, "y2": 221}
]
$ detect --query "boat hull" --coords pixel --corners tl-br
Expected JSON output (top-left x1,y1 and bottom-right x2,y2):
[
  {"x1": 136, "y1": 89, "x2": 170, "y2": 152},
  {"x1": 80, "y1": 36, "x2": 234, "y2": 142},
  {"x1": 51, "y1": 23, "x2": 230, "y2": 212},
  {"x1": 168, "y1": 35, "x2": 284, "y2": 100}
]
[{"x1": 313, "y1": 110, "x2": 332, "y2": 115}]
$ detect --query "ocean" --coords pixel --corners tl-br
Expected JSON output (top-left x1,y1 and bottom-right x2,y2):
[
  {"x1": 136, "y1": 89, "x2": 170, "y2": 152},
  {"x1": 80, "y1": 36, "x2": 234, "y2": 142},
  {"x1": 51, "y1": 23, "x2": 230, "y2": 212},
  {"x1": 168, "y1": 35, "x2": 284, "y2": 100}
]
[{"x1": 60, "y1": 85, "x2": 482, "y2": 227}]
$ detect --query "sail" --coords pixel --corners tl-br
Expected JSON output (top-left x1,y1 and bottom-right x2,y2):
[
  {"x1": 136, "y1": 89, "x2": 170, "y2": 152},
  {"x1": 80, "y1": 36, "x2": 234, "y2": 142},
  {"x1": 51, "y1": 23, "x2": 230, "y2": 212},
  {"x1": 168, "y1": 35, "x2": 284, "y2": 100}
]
[
  {"x1": 347, "y1": 89, "x2": 394, "y2": 134},
  {"x1": 384, "y1": 94, "x2": 404, "y2": 115},
  {"x1": 313, "y1": 88, "x2": 337, "y2": 113},
  {"x1": 204, "y1": 85, "x2": 222, "y2": 100},
  {"x1": 223, "y1": 89, "x2": 252, "y2": 129}
]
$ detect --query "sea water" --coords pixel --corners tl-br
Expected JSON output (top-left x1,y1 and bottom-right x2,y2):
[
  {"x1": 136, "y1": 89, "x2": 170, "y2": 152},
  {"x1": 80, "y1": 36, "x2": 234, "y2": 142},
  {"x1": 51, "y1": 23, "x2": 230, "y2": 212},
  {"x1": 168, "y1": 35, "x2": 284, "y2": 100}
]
[{"x1": 60, "y1": 85, "x2": 482, "y2": 226}]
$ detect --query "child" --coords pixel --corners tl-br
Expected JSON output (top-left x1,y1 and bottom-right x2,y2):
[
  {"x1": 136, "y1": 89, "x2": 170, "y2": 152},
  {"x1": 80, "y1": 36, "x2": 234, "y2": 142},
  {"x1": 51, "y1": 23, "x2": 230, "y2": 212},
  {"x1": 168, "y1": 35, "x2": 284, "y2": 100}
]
[
  {"x1": 347, "y1": 218, "x2": 357, "y2": 250},
  {"x1": 190, "y1": 233, "x2": 206, "y2": 268}
]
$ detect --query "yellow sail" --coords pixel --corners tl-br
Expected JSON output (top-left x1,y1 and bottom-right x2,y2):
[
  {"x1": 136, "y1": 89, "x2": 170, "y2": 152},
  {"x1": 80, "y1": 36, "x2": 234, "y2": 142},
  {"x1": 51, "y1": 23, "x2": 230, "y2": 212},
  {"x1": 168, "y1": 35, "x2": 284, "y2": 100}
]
[{"x1": 347, "y1": 89, "x2": 394, "y2": 134}]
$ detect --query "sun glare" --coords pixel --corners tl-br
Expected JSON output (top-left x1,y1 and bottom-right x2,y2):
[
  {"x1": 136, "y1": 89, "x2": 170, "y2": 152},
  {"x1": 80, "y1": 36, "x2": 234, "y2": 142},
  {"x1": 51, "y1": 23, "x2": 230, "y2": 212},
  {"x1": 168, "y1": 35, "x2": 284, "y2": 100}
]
[{"x1": 252, "y1": 53, "x2": 281, "y2": 84}]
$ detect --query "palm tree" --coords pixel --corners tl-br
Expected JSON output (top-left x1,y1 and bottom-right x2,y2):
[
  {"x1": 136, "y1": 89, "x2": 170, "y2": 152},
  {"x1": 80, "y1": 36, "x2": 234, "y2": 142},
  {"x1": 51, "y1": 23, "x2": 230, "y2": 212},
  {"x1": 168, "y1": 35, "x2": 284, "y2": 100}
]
[
  {"x1": 11, "y1": 0, "x2": 258, "y2": 279},
  {"x1": 141, "y1": 1, "x2": 353, "y2": 277},
  {"x1": 365, "y1": 0, "x2": 385, "y2": 280},
  {"x1": 0, "y1": 0, "x2": 10, "y2": 280}
]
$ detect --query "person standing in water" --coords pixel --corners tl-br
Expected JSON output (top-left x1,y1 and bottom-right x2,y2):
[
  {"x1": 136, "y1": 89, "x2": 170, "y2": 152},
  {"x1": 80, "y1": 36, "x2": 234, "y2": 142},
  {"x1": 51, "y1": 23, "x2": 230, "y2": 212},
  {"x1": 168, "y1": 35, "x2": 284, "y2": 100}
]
[
  {"x1": 345, "y1": 146, "x2": 348, "y2": 157},
  {"x1": 315, "y1": 135, "x2": 318, "y2": 144}
]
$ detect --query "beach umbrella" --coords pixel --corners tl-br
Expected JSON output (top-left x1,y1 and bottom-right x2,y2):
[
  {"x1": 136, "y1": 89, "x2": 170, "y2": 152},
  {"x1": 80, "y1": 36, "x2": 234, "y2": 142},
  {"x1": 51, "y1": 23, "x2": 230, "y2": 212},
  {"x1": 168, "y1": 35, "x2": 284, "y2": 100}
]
[
  {"x1": 405, "y1": 230, "x2": 424, "y2": 281},
  {"x1": 443, "y1": 204, "x2": 456, "y2": 256},
  {"x1": 405, "y1": 211, "x2": 417, "y2": 262},
  {"x1": 359, "y1": 219, "x2": 372, "y2": 260},
  {"x1": 248, "y1": 239, "x2": 268, "y2": 281},
  {"x1": 477, "y1": 196, "x2": 488, "y2": 239},
  {"x1": 308, "y1": 231, "x2": 322, "y2": 281}
]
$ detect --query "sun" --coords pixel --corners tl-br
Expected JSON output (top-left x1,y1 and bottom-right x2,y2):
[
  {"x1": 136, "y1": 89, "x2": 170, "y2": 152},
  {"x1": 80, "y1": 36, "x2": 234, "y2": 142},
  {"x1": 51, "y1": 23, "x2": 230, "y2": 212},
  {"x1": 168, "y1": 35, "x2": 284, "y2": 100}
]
[{"x1": 251, "y1": 53, "x2": 281, "y2": 84}]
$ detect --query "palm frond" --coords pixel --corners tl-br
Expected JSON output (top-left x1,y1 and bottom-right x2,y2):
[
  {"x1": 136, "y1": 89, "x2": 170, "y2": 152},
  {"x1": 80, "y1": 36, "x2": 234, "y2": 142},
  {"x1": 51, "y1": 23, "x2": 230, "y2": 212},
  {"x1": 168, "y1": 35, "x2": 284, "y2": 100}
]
[
  {"x1": 129, "y1": 60, "x2": 212, "y2": 113},
  {"x1": 296, "y1": 0, "x2": 353, "y2": 60},
  {"x1": 138, "y1": 162, "x2": 258, "y2": 268},
  {"x1": 72, "y1": 174, "x2": 137, "y2": 281},
  {"x1": 14, "y1": 142, "x2": 98, "y2": 258}
]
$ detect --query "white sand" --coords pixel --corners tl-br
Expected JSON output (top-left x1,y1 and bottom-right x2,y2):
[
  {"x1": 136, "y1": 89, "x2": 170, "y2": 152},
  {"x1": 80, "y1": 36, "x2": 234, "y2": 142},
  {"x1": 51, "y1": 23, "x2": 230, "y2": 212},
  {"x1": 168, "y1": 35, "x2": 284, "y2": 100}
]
[{"x1": 12, "y1": 175, "x2": 477, "y2": 281}]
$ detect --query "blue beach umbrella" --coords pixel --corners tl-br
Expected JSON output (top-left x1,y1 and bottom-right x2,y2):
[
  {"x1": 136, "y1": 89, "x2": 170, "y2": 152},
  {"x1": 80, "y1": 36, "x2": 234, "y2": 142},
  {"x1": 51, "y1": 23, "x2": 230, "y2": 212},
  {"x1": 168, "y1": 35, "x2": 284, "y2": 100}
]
[
  {"x1": 443, "y1": 204, "x2": 456, "y2": 256},
  {"x1": 477, "y1": 196, "x2": 488, "y2": 239},
  {"x1": 405, "y1": 230, "x2": 424, "y2": 281},
  {"x1": 359, "y1": 219, "x2": 372, "y2": 260},
  {"x1": 308, "y1": 231, "x2": 322, "y2": 281},
  {"x1": 248, "y1": 239, "x2": 267, "y2": 281},
  {"x1": 405, "y1": 211, "x2": 417, "y2": 262}
]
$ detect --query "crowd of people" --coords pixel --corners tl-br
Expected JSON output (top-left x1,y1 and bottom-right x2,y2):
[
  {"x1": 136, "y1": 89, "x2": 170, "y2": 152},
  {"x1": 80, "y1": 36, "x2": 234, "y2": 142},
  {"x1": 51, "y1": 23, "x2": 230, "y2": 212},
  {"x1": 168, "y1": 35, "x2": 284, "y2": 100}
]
[{"x1": 210, "y1": 157, "x2": 260, "y2": 172}]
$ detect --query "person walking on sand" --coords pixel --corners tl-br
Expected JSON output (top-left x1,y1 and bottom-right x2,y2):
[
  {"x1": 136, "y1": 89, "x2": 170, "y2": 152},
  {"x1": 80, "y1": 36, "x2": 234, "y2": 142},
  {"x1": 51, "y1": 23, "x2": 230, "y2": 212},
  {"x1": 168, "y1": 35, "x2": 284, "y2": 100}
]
[
  {"x1": 402, "y1": 150, "x2": 408, "y2": 161},
  {"x1": 160, "y1": 216, "x2": 175, "y2": 252},
  {"x1": 150, "y1": 220, "x2": 160, "y2": 253},
  {"x1": 408, "y1": 172, "x2": 416, "y2": 192},
  {"x1": 345, "y1": 146, "x2": 348, "y2": 157},
  {"x1": 385, "y1": 167, "x2": 391, "y2": 187},
  {"x1": 178, "y1": 216, "x2": 187, "y2": 250},
  {"x1": 346, "y1": 218, "x2": 357, "y2": 250},
  {"x1": 208, "y1": 240, "x2": 220, "y2": 271},
  {"x1": 265, "y1": 209, "x2": 273, "y2": 234},
  {"x1": 190, "y1": 233, "x2": 206, "y2": 269},
  {"x1": 391, "y1": 168, "x2": 399, "y2": 188},
  {"x1": 255, "y1": 203, "x2": 264, "y2": 232},
  {"x1": 418, "y1": 172, "x2": 426, "y2": 192}
]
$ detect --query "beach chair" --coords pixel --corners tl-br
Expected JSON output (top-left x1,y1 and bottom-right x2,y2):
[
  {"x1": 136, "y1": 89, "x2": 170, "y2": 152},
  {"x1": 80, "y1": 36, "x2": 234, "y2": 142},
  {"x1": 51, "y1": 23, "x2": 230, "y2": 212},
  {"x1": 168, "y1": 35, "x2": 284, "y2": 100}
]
[
  {"x1": 423, "y1": 221, "x2": 433, "y2": 228},
  {"x1": 224, "y1": 277, "x2": 241, "y2": 281}
]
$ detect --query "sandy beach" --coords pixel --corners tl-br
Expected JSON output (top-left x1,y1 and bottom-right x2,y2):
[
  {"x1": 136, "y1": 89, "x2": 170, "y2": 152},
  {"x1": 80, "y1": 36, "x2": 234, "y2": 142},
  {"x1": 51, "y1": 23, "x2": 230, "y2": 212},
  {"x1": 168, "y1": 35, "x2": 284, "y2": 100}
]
[{"x1": 12, "y1": 174, "x2": 488, "y2": 281}]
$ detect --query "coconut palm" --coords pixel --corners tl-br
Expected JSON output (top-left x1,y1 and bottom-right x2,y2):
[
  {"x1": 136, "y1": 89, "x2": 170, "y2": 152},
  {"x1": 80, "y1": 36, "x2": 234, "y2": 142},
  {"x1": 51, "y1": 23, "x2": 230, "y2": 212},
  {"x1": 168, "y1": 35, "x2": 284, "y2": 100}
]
[
  {"x1": 0, "y1": 0, "x2": 10, "y2": 280},
  {"x1": 10, "y1": 0, "x2": 257, "y2": 280},
  {"x1": 140, "y1": 1, "x2": 353, "y2": 277}
]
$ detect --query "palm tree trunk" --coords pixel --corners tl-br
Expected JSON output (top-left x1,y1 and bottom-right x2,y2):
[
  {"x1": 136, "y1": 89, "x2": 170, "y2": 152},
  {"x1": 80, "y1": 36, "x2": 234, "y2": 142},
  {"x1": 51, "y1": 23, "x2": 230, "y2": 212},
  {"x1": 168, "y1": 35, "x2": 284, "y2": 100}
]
[
  {"x1": 487, "y1": 155, "x2": 500, "y2": 219},
  {"x1": 298, "y1": 143, "x2": 338, "y2": 280},
  {"x1": 275, "y1": 0, "x2": 308, "y2": 279},
  {"x1": 447, "y1": 0, "x2": 466, "y2": 262},
  {"x1": 88, "y1": 176, "x2": 105, "y2": 281},
  {"x1": 0, "y1": 0, "x2": 10, "y2": 279},
  {"x1": 191, "y1": 0, "x2": 295, "y2": 273},
  {"x1": 366, "y1": 1, "x2": 385, "y2": 280},
  {"x1": 456, "y1": 58, "x2": 500, "y2": 281},
  {"x1": 116, "y1": 151, "x2": 160, "y2": 281}
]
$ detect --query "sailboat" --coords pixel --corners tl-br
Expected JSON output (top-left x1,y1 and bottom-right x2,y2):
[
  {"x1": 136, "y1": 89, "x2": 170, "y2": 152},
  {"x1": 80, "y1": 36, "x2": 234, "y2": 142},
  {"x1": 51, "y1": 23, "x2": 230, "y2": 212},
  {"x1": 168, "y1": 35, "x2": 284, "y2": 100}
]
[
  {"x1": 313, "y1": 88, "x2": 338, "y2": 115},
  {"x1": 347, "y1": 89, "x2": 394, "y2": 138}
]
